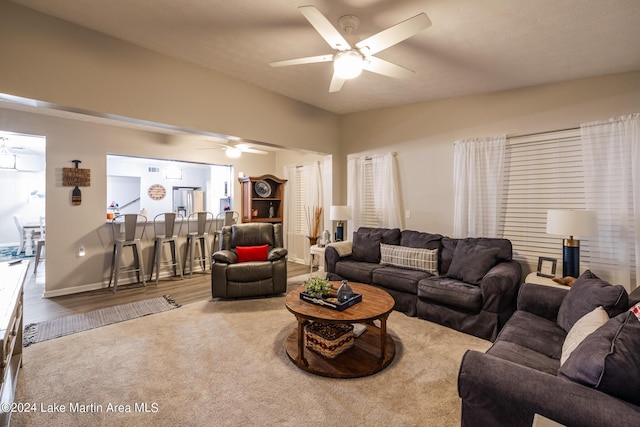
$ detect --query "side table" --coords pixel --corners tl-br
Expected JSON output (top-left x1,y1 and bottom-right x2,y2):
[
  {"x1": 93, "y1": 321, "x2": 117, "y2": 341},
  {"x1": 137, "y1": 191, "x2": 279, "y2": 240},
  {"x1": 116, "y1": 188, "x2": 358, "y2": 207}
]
[
  {"x1": 309, "y1": 244, "x2": 326, "y2": 274},
  {"x1": 525, "y1": 272, "x2": 568, "y2": 289}
]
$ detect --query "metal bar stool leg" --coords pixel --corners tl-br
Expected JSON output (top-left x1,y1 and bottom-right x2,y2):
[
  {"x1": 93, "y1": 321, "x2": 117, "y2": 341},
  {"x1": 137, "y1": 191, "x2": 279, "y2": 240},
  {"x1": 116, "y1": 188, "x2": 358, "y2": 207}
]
[
  {"x1": 155, "y1": 240, "x2": 163, "y2": 285},
  {"x1": 170, "y1": 240, "x2": 183, "y2": 279},
  {"x1": 133, "y1": 242, "x2": 146, "y2": 287},
  {"x1": 112, "y1": 241, "x2": 123, "y2": 292},
  {"x1": 149, "y1": 239, "x2": 159, "y2": 283}
]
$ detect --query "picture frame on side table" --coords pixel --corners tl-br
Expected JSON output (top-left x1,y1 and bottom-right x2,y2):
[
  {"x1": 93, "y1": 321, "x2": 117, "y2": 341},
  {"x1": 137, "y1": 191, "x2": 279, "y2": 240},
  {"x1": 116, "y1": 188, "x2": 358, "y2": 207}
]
[{"x1": 537, "y1": 257, "x2": 557, "y2": 278}]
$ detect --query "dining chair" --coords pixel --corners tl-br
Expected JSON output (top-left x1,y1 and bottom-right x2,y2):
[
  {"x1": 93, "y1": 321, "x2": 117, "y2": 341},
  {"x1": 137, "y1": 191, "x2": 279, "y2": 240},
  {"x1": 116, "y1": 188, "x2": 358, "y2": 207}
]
[
  {"x1": 33, "y1": 216, "x2": 46, "y2": 274},
  {"x1": 14, "y1": 215, "x2": 43, "y2": 255}
]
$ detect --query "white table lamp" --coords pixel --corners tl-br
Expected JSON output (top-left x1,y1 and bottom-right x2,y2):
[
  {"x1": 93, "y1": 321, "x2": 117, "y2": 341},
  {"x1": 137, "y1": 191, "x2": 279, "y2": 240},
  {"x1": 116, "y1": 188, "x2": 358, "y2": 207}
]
[
  {"x1": 330, "y1": 205, "x2": 352, "y2": 242},
  {"x1": 546, "y1": 209, "x2": 597, "y2": 278}
]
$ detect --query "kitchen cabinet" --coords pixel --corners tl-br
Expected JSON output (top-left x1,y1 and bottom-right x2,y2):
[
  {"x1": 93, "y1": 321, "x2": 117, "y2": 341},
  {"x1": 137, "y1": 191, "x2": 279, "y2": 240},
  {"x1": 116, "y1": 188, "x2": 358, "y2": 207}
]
[{"x1": 0, "y1": 260, "x2": 27, "y2": 427}]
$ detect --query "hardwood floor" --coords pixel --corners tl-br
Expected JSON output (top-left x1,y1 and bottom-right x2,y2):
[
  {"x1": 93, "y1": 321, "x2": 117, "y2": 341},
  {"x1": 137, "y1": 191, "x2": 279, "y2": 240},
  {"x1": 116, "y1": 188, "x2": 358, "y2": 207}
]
[{"x1": 23, "y1": 260, "x2": 316, "y2": 324}]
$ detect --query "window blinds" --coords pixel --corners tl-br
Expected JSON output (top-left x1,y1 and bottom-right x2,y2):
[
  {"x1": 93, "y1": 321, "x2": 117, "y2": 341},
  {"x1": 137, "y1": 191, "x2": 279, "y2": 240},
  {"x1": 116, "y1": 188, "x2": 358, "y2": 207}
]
[{"x1": 501, "y1": 128, "x2": 591, "y2": 272}]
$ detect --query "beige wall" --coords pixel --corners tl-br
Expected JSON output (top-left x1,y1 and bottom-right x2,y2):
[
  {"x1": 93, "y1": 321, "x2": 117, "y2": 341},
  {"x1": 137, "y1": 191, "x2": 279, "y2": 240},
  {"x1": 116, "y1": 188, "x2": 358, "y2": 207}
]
[
  {"x1": 340, "y1": 71, "x2": 640, "y2": 236},
  {"x1": 0, "y1": 1, "x2": 342, "y2": 295},
  {"x1": 0, "y1": 107, "x2": 305, "y2": 295},
  {"x1": 0, "y1": 1, "x2": 340, "y2": 155}
]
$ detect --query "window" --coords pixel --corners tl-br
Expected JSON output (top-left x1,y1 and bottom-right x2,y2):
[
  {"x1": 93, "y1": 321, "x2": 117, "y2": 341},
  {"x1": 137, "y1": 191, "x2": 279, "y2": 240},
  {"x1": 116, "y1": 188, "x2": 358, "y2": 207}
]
[
  {"x1": 293, "y1": 166, "x2": 310, "y2": 235},
  {"x1": 500, "y1": 129, "x2": 592, "y2": 271},
  {"x1": 348, "y1": 153, "x2": 403, "y2": 231}
]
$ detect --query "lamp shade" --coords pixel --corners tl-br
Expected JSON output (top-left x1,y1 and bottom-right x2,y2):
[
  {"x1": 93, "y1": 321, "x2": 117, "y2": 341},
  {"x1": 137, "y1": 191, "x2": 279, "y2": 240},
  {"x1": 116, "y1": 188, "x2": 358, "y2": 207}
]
[
  {"x1": 546, "y1": 209, "x2": 597, "y2": 237},
  {"x1": 330, "y1": 205, "x2": 352, "y2": 221}
]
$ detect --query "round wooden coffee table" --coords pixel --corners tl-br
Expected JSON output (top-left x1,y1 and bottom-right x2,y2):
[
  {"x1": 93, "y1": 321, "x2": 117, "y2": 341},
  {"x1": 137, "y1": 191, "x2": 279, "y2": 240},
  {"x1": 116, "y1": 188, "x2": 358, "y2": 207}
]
[{"x1": 284, "y1": 282, "x2": 396, "y2": 378}]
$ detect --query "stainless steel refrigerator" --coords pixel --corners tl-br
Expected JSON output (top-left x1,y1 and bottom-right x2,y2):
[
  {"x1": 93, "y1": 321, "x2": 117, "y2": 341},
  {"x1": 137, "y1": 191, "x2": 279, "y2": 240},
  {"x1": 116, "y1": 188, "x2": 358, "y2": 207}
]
[{"x1": 173, "y1": 187, "x2": 204, "y2": 217}]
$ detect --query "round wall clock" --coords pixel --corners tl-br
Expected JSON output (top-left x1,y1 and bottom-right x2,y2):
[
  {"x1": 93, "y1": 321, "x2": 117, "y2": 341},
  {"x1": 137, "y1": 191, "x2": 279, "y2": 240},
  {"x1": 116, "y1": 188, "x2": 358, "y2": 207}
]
[{"x1": 148, "y1": 184, "x2": 166, "y2": 200}]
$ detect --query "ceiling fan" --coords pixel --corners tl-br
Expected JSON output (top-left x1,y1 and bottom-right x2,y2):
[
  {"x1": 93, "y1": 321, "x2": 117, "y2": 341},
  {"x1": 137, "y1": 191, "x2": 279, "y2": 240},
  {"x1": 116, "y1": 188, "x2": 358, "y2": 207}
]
[{"x1": 270, "y1": 5, "x2": 431, "y2": 92}]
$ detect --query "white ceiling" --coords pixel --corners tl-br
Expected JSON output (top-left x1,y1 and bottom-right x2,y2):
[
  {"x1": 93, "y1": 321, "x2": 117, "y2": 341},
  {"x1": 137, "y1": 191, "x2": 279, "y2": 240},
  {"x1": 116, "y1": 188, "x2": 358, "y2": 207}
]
[{"x1": 10, "y1": 0, "x2": 640, "y2": 115}]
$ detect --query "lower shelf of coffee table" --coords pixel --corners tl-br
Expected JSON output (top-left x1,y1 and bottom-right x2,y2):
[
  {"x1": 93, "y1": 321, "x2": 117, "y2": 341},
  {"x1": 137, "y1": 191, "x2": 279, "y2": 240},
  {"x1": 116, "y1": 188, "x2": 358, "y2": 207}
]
[{"x1": 285, "y1": 324, "x2": 395, "y2": 378}]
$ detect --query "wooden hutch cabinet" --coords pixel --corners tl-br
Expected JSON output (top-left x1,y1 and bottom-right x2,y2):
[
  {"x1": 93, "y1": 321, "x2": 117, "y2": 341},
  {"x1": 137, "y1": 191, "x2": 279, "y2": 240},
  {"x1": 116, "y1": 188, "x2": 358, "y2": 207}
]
[{"x1": 238, "y1": 175, "x2": 287, "y2": 224}]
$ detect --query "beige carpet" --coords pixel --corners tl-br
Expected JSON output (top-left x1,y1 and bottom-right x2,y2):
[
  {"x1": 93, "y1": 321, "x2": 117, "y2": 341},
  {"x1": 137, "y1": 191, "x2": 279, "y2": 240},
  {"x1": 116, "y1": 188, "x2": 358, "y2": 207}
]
[{"x1": 12, "y1": 287, "x2": 490, "y2": 427}]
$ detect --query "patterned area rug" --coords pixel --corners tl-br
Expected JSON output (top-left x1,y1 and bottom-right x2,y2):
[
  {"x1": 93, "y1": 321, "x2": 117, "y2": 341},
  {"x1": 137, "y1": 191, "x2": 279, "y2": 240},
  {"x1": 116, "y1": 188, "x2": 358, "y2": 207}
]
[
  {"x1": 23, "y1": 295, "x2": 181, "y2": 346},
  {"x1": 0, "y1": 245, "x2": 32, "y2": 261}
]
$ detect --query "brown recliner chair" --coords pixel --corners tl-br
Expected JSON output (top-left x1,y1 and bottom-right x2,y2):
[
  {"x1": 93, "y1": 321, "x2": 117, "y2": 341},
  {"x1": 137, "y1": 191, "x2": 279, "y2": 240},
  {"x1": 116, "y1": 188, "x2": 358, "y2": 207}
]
[{"x1": 211, "y1": 223, "x2": 288, "y2": 298}]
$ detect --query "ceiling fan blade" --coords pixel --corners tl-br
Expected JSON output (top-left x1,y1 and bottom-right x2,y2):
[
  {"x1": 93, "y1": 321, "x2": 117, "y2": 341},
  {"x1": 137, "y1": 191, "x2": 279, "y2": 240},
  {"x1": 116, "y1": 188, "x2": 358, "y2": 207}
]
[
  {"x1": 236, "y1": 144, "x2": 268, "y2": 155},
  {"x1": 270, "y1": 54, "x2": 333, "y2": 67},
  {"x1": 363, "y1": 56, "x2": 415, "y2": 79},
  {"x1": 241, "y1": 148, "x2": 268, "y2": 155},
  {"x1": 298, "y1": 6, "x2": 351, "y2": 51},
  {"x1": 355, "y1": 13, "x2": 431, "y2": 56},
  {"x1": 329, "y1": 72, "x2": 346, "y2": 92}
]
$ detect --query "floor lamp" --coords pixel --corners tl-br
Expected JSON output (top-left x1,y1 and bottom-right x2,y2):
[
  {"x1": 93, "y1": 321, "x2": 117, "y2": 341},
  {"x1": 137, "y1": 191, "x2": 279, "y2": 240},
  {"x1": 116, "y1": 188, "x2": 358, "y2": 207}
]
[
  {"x1": 546, "y1": 209, "x2": 597, "y2": 278},
  {"x1": 330, "y1": 205, "x2": 352, "y2": 242}
]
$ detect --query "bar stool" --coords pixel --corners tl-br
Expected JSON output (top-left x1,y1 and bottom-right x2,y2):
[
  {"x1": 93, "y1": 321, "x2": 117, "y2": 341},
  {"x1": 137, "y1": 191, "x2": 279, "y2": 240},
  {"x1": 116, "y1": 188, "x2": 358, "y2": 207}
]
[
  {"x1": 108, "y1": 214, "x2": 147, "y2": 292},
  {"x1": 183, "y1": 211, "x2": 213, "y2": 278},
  {"x1": 212, "y1": 210, "x2": 239, "y2": 253},
  {"x1": 148, "y1": 212, "x2": 184, "y2": 285}
]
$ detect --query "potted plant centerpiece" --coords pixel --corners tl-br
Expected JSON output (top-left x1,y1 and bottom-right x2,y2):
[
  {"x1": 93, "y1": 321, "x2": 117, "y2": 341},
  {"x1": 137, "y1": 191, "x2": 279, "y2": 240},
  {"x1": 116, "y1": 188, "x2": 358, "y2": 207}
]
[{"x1": 304, "y1": 276, "x2": 332, "y2": 297}]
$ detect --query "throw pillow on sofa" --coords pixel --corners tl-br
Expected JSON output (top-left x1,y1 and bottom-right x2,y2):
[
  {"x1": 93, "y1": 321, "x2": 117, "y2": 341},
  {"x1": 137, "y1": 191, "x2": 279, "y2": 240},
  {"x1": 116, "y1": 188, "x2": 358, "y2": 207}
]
[
  {"x1": 560, "y1": 306, "x2": 609, "y2": 365},
  {"x1": 556, "y1": 270, "x2": 628, "y2": 332},
  {"x1": 380, "y1": 243, "x2": 438, "y2": 274},
  {"x1": 558, "y1": 307, "x2": 640, "y2": 405},
  {"x1": 446, "y1": 240, "x2": 500, "y2": 285},
  {"x1": 351, "y1": 227, "x2": 401, "y2": 263}
]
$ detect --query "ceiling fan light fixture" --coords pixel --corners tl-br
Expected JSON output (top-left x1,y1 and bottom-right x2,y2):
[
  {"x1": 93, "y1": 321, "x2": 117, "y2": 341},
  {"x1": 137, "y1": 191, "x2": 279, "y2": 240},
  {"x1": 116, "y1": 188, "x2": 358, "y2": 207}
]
[
  {"x1": 334, "y1": 50, "x2": 364, "y2": 79},
  {"x1": 226, "y1": 146, "x2": 241, "y2": 158}
]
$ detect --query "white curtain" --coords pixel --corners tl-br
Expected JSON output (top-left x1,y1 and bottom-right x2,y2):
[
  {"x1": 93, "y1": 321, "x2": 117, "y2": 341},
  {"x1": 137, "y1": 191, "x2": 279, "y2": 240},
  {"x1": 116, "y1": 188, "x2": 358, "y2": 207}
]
[
  {"x1": 453, "y1": 135, "x2": 506, "y2": 238},
  {"x1": 283, "y1": 161, "x2": 324, "y2": 264},
  {"x1": 582, "y1": 113, "x2": 640, "y2": 291},
  {"x1": 347, "y1": 152, "x2": 403, "y2": 233}
]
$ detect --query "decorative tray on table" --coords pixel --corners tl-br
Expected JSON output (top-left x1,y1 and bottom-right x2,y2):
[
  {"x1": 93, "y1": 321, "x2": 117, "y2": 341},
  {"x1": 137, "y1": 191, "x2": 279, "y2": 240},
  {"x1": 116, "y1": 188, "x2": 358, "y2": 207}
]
[{"x1": 299, "y1": 291, "x2": 362, "y2": 311}]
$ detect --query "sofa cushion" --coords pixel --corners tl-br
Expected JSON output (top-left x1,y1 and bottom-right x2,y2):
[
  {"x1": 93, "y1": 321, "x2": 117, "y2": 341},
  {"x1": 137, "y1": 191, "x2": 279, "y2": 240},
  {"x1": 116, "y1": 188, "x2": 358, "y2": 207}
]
[
  {"x1": 494, "y1": 310, "x2": 566, "y2": 360},
  {"x1": 446, "y1": 240, "x2": 500, "y2": 285},
  {"x1": 560, "y1": 306, "x2": 609, "y2": 365},
  {"x1": 486, "y1": 341, "x2": 560, "y2": 375},
  {"x1": 351, "y1": 227, "x2": 401, "y2": 263},
  {"x1": 380, "y1": 243, "x2": 438, "y2": 274},
  {"x1": 557, "y1": 270, "x2": 628, "y2": 332},
  {"x1": 226, "y1": 261, "x2": 272, "y2": 281},
  {"x1": 440, "y1": 237, "x2": 513, "y2": 276},
  {"x1": 418, "y1": 277, "x2": 482, "y2": 312},
  {"x1": 400, "y1": 229, "x2": 443, "y2": 250},
  {"x1": 236, "y1": 244, "x2": 269, "y2": 263},
  {"x1": 558, "y1": 309, "x2": 640, "y2": 405},
  {"x1": 372, "y1": 266, "x2": 430, "y2": 295},
  {"x1": 335, "y1": 260, "x2": 381, "y2": 284}
]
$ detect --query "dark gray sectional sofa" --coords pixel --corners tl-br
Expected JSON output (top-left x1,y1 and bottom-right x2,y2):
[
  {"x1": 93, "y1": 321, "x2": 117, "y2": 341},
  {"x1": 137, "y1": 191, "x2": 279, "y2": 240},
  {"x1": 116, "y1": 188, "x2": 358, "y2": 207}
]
[
  {"x1": 325, "y1": 227, "x2": 522, "y2": 341},
  {"x1": 458, "y1": 270, "x2": 640, "y2": 426}
]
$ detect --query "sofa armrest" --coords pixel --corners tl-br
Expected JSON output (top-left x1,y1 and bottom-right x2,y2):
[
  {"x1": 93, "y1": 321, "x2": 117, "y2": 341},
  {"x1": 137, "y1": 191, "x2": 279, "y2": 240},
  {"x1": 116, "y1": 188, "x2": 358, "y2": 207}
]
[
  {"x1": 517, "y1": 282, "x2": 568, "y2": 322},
  {"x1": 479, "y1": 260, "x2": 522, "y2": 313},
  {"x1": 325, "y1": 242, "x2": 353, "y2": 274},
  {"x1": 458, "y1": 350, "x2": 640, "y2": 427},
  {"x1": 212, "y1": 249, "x2": 237, "y2": 264},
  {"x1": 268, "y1": 247, "x2": 288, "y2": 261}
]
